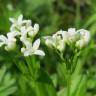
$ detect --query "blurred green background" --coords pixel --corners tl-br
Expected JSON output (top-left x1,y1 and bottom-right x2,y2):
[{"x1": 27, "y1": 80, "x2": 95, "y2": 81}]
[{"x1": 0, "y1": 0, "x2": 96, "y2": 96}]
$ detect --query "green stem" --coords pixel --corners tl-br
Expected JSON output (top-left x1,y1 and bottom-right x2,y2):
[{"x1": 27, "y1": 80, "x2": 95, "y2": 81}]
[
  {"x1": 26, "y1": 56, "x2": 38, "y2": 96},
  {"x1": 67, "y1": 74, "x2": 71, "y2": 96},
  {"x1": 25, "y1": 56, "x2": 35, "y2": 80}
]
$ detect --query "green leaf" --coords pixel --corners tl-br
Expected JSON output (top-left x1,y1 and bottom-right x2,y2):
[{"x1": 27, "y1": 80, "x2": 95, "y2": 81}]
[
  {"x1": 57, "y1": 63, "x2": 68, "y2": 85},
  {"x1": 83, "y1": 14, "x2": 96, "y2": 28},
  {"x1": 70, "y1": 75, "x2": 87, "y2": 96},
  {"x1": 0, "y1": 66, "x2": 17, "y2": 96},
  {"x1": 36, "y1": 68, "x2": 57, "y2": 96}
]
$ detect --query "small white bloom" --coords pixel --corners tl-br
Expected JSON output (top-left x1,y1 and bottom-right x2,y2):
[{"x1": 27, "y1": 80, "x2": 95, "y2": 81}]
[
  {"x1": 78, "y1": 29, "x2": 90, "y2": 43},
  {"x1": 53, "y1": 30, "x2": 68, "y2": 42},
  {"x1": 67, "y1": 28, "x2": 80, "y2": 43},
  {"x1": 76, "y1": 29, "x2": 90, "y2": 48},
  {"x1": 21, "y1": 39, "x2": 45, "y2": 56},
  {"x1": 45, "y1": 36, "x2": 55, "y2": 47},
  {"x1": 45, "y1": 30, "x2": 66, "y2": 51},
  {"x1": 10, "y1": 15, "x2": 32, "y2": 32},
  {"x1": 68, "y1": 28, "x2": 76, "y2": 36},
  {"x1": 10, "y1": 15, "x2": 23, "y2": 32},
  {"x1": 28, "y1": 24, "x2": 39, "y2": 38},
  {"x1": 9, "y1": 14, "x2": 23, "y2": 25},
  {"x1": 0, "y1": 32, "x2": 16, "y2": 51}
]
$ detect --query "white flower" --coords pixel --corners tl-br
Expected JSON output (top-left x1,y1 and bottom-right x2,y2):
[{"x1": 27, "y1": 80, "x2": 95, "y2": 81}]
[
  {"x1": 0, "y1": 32, "x2": 16, "y2": 51},
  {"x1": 44, "y1": 36, "x2": 55, "y2": 48},
  {"x1": 45, "y1": 30, "x2": 66, "y2": 51},
  {"x1": 10, "y1": 15, "x2": 23, "y2": 31},
  {"x1": 76, "y1": 29, "x2": 90, "y2": 48},
  {"x1": 28, "y1": 24, "x2": 39, "y2": 38},
  {"x1": 53, "y1": 30, "x2": 68, "y2": 42},
  {"x1": 68, "y1": 28, "x2": 76, "y2": 36},
  {"x1": 67, "y1": 28, "x2": 80, "y2": 43},
  {"x1": 10, "y1": 15, "x2": 32, "y2": 32},
  {"x1": 9, "y1": 15, "x2": 23, "y2": 25},
  {"x1": 21, "y1": 39, "x2": 45, "y2": 56},
  {"x1": 78, "y1": 29, "x2": 90, "y2": 43}
]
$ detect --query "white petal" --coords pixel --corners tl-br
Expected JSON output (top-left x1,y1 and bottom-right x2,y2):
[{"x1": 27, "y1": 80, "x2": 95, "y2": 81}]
[
  {"x1": 18, "y1": 15, "x2": 23, "y2": 25},
  {"x1": 20, "y1": 26, "x2": 26, "y2": 33},
  {"x1": 7, "y1": 32, "x2": 19, "y2": 38},
  {"x1": 27, "y1": 27, "x2": 34, "y2": 37},
  {"x1": 10, "y1": 24, "x2": 16, "y2": 31},
  {"x1": 23, "y1": 49, "x2": 31, "y2": 56},
  {"x1": 57, "y1": 41, "x2": 65, "y2": 51},
  {"x1": 27, "y1": 26, "x2": 33, "y2": 32},
  {"x1": 0, "y1": 35, "x2": 7, "y2": 44},
  {"x1": 24, "y1": 51, "x2": 30, "y2": 56},
  {"x1": 5, "y1": 42, "x2": 16, "y2": 51},
  {"x1": 68, "y1": 28, "x2": 76, "y2": 35},
  {"x1": 0, "y1": 35, "x2": 7, "y2": 47},
  {"x1": 25, "y1": 41, "x2": 32, "y2": 49},
  {"x1": 44, "y1": 36, "x2": 58, "y2": 47},
  {"x1": 34, "y1": 50, "x2": 45, "y2": 56},
  {"x1": 21, "y1": 47, "x2": 25, "y2": 53},
  {"x1": 34, "y1": 24, "x2": 39, "y2": 32},
  {"x1": 25, "y1": 20, "x2": 32, "y2": 26},
  {"x1": 45, "y1": 39, "x2": 54, "y2": 47},
  {"x1": 32, "y1": 39, "x2": 40, "y2": 50},
  {"x1": 28, "y1": 24, "x2": 39, "y2": 37},
  {"x1": 78, "y1": 29, "x2": 90, "y2": 42}
]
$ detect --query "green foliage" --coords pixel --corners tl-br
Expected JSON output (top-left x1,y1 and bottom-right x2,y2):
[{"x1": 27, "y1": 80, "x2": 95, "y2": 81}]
[
  {"x1": 0, "y1": 0, "x2": 96, "y2": 96},
  {"x1": 0, "y1": 66, "x2": 17, "y2": 96}
]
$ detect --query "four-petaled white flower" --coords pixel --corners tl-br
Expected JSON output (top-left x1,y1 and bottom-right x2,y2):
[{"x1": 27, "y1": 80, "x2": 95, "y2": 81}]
[
  {"x1": 10, "y1": 15, "x2": 31, "y2": 32},
  {"x1": 21, "y1": 39, "x2": 45, "y2": 56}
]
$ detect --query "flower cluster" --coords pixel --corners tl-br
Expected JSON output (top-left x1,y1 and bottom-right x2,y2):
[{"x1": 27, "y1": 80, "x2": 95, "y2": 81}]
[
  {"x1": 45, "y1": 28, "x2": 90, "y2": 51},
  {"x1": 0, "y1": 15, "x2": 90, "y2": 56},
  {"x1": 0, "y1": 15, "x2": 45, "y2": 56}
]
